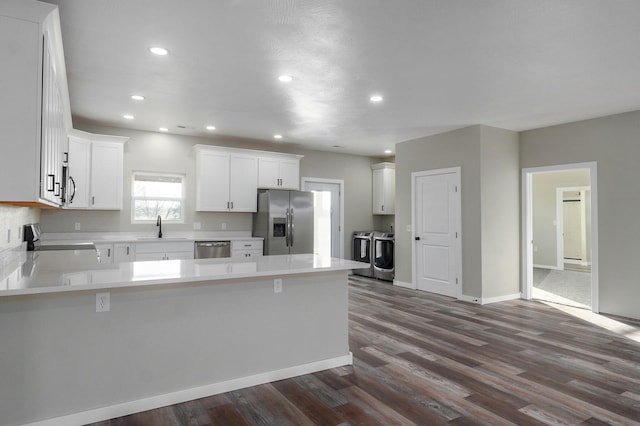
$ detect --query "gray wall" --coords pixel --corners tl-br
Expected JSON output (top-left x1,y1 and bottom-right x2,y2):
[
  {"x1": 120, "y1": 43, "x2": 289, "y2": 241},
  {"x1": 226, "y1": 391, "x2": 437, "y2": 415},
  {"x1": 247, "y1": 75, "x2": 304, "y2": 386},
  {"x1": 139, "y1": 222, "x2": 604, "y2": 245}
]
[
  {"x1": 479, "y1": 126, "x2": 520, "y2": 299},
  {"x1": 396, "y1": 126, "x2": 483, "y2": 297},
  {"x1": 40, "y1": 122, "x2": 386, "y2": 258},
  {"x1": 520, "y1": 110, "x2": 640, "y2": 320},
  {"x1": 532, "y1": 170, "x2": 591, "y2": 267},
  {"x1": 395, "y1": 125, "x2": 519, "y2": 300}
]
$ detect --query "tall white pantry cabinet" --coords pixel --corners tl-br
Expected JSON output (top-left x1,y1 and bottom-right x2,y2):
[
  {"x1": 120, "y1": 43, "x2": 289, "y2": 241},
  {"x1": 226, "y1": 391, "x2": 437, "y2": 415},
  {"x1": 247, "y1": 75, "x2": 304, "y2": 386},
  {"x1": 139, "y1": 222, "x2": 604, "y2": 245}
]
[{"x1": 0, "y1": 1, "x2": 72, "y2": 206}]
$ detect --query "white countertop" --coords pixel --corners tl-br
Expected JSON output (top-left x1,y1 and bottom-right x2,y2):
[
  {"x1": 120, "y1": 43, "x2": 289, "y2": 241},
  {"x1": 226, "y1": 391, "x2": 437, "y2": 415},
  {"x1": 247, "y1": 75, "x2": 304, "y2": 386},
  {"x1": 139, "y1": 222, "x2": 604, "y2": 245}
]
[
  {"x1": 0, "y1": 249, "x2": 366, "y2": 297},
  {"x1": 40, "y1": 231, "x2": 263, "y2": 245}
]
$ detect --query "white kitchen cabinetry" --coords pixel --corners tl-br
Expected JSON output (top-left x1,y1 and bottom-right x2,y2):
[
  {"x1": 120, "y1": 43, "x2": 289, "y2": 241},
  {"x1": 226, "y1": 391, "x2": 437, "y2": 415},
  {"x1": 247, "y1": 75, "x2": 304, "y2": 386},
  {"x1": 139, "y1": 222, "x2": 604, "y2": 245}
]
[
  {"x1": 95, "y1": 243, "x2": 114, "y2": 264},
  {"x1": 258, "y1": 155, "x2": 302, "y2": 190},
  {"x1": 135, "y1": 241, "x2": 194, "y2": 261},
  {"x1": 231, "y1": 240, "x2": 263, "y2": 258},
  {"x1": 0, "y1": 2, "x2": 71, "y2": 206},
  {"x1": 372, "y1": 162, "x2": 395, "y2": 215},
  {"x1": 194, "y1": 145, "x2": 258, "y2": 212},
  {"x1": 114, "y1": 243, "x2": 135, "y2": 263},
  {"x1": 66, "y1": 130, "x2": 127, "y2": 210}
]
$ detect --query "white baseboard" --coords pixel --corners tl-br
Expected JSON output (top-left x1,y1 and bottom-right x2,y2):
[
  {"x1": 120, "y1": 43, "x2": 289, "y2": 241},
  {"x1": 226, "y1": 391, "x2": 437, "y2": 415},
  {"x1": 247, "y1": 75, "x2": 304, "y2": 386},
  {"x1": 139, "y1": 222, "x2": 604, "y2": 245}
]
[
  {"x1": 393, "y1": 280, "x2": 415, "y2": 290},
  {"x1": 459, "y1": 294, "x2": 481, "y2": 304},
  {"x1": 459, "y1": 293, "x2": 522, "y2": 305},
  {"x1": 482, "y1": 293, "x2": 522, "y2": 304},
  {"x1": 533, "y1": 263, "x2": 562, "y2": 270},
  {"x1": 24, "y1": 353, "x2": 353, "y2": 426}
]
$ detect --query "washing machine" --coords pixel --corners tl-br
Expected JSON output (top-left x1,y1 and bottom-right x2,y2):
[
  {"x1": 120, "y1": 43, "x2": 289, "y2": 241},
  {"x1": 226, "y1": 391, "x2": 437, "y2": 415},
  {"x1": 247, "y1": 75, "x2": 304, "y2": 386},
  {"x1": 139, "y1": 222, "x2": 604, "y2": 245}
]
[{"x1": 373, "y1": 232, "x2": 394, "y2": 281}]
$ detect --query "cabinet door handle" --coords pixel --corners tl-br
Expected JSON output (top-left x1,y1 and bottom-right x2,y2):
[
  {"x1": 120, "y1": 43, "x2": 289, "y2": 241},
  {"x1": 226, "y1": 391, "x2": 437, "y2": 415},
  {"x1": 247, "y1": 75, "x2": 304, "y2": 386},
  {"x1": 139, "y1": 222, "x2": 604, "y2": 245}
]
[
  {"x1": 47, "y1": 174, "x2": 55, "y2": 191},
  {"x1": 63, "y1": 152, "x2": 68, "y2": 163},
  {"x1": 108, "y1": 248, "x2": 111, "y2": 257},
  {"x1": 230, "y1": 201, "x2": 234, "y2": 209},
  {"x1": 54, "y1": 182, "x2": 61, "y2": 196},
  {"x1": 92, "y1": 196, "x2": 95, "y2": 205},
  {"x1": 381, "y1": 205, "x2": 384, "y2": 212},
  {"x1": 126, "y1": 246, "x2": 130, "y2": 255}
]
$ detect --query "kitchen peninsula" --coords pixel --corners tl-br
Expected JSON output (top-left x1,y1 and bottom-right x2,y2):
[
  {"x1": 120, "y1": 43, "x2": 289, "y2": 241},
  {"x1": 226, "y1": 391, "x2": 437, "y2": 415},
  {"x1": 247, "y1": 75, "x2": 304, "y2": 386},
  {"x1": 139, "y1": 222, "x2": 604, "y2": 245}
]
[{"x1": 0, "y1": 250, "x2": 364, "y2": 426}]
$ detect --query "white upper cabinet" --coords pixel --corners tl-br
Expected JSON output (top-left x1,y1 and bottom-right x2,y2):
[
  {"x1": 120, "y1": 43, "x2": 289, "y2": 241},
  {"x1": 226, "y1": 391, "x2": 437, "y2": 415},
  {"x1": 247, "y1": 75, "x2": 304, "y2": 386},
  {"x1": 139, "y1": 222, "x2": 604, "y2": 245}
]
[
  {"x1": 67, "y1": 135, "x2": 91, "y2": 208},
  {"x1": 258, "y1": 155, "x2": 302, "y2": 190},
  {"x1": 66, "y1": 130, "x2": 127, "y2": 210},
  {"x1": 195, "y1": 145, "x2": 258, "y2": 212},
  {"x1": 0, "y1": 2, "x2": 72, "y2": 206},
  {"x1": 372, "y1": 162, "x2": 395, "y2": 215}
]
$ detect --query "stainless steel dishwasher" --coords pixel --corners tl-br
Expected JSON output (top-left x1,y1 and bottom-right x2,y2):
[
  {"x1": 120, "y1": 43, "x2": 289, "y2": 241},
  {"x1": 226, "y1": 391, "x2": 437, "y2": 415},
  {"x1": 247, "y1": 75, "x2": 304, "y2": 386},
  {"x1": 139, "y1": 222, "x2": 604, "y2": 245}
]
[{"x1": 194, "y1": 241, "x2": 231, "y2": 259}]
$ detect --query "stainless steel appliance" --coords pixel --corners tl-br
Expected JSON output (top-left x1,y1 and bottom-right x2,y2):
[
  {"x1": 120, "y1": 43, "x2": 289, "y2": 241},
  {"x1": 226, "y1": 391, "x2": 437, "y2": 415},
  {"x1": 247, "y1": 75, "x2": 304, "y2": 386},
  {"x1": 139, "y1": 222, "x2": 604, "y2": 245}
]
[
  {"x1": 23, "y1": 223, "x2": 96, "y2": 252},
  {"x1": 373, "y1": 232, "x2": 395, "y2": 281},
  {"x1": 352, "y1": 231, "x2": 374, "y2": 278},
  {"x1": 194, "y1": 241, "x2": 231, "y2": 259},
  {"x1": 253, "y1": 189, "x2": 314, "y2": 255}
]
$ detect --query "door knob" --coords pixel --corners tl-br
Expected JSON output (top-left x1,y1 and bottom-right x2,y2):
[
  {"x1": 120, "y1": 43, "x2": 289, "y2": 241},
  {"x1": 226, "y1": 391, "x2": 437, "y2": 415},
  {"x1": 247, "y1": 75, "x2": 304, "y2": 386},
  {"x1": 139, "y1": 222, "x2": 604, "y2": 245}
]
[{"x1": 415, "y1": 236, "x2": 420, "y2": 241}]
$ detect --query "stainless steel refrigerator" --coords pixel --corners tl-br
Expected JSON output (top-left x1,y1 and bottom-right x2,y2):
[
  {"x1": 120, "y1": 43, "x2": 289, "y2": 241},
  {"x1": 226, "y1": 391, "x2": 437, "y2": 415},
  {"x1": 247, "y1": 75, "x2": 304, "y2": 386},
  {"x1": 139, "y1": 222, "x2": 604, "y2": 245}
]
[{"x1": 253, "y1": 189, "x2": 314, "y2": 255}]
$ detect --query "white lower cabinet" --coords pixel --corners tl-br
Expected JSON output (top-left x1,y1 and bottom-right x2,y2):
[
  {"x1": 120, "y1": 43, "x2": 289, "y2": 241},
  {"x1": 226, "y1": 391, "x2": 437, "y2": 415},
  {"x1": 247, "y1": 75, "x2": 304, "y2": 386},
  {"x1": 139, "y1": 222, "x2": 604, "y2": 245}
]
[
  {"x1": 134, "y1": 241, "x2": 194, "y2": 261},
  {"x1": 231, "y1": 240, "x2": 263, "y2": 258},
  {"x1": 114, "y1": 243, "x2": 135, "y2": 263},
  {"x1": 94, "y1": 243, "x2": 114, "y2": 264}
]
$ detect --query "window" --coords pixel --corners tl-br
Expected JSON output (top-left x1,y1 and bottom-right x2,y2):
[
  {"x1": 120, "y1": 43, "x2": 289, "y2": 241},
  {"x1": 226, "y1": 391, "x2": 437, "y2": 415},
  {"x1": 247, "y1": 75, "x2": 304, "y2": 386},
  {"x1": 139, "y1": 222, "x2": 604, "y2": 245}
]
[{"x1": 132, "y1": 172, "x2": 185, "y2": 223}]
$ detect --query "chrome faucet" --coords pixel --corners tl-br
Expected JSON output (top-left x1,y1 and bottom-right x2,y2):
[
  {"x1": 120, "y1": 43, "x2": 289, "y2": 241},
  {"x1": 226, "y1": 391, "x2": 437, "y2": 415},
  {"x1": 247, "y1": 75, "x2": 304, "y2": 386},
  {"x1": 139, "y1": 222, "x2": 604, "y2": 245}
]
[{"x1": 156, "y1": 215, "x2": 162, "y2": 238}]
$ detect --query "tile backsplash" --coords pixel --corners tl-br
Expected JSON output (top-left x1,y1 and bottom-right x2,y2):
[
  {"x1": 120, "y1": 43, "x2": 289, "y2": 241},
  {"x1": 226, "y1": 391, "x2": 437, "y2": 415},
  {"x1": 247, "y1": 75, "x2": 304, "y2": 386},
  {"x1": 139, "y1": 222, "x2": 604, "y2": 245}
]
[{"x1": 0, "y1": 205, "x2": 40, "y2": 253}]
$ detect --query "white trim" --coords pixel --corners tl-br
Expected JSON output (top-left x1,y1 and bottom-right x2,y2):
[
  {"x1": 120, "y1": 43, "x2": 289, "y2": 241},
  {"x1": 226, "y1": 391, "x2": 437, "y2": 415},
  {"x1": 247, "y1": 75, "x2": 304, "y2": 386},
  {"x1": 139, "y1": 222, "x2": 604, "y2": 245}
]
[
  {"x1": 459, "y1": 294, "x2": 481, "y2": 304},
  {"x1": 301, "y1": 177, "x2": 345, "y2": 259},
  {"x1": 522, "y1": 162, "x2": 599, "y2": 313},
  {"x1": 533, "y1": 263, "x2": 562, "y2": 271},
  {"x1": 23, "y1": 353, "x2": 353, "y2": 426},
  {"x1": 482, "y1": 293, "x2": 522, "y2": 305},
  {"x1": 411, "y1": 167, "x2": 462, "y2": 299},
  {"x1": 393, "y1": 280, "x2": 415, "y2": 290},
  {"x1": 459, "y1": 293, "x2": 522, "y2": 305}
]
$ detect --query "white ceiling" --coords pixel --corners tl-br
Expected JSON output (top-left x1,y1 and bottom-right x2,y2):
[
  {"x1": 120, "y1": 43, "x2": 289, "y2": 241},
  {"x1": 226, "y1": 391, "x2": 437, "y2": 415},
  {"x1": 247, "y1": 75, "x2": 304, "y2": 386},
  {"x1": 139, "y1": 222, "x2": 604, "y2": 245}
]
[{"x1": 44, "y1": 0, "x2": 640, "y2": 157}]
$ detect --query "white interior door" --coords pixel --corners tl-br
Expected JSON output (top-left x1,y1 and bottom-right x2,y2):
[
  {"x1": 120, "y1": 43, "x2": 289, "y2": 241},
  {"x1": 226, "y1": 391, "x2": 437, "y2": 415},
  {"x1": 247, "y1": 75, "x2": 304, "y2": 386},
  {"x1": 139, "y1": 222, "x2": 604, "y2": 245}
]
[
  {"x1": 302, "y1": 179, "x2": 344, "y2": 258},
  {"x1": 563, "y1": 199, "x2": 582, "y2": 260},
  {"x1": 413, "y1": 168, "x2": 461, "y2": 298}
]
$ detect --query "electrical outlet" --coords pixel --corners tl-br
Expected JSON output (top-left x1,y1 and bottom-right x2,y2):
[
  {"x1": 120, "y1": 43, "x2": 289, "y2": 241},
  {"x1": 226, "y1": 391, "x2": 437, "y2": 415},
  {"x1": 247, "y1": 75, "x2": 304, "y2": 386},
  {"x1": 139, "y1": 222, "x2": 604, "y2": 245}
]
[
  {"x1": 274, "y1": 278, "x2": 282, "y2": 293},
  {"x1": 74, "y1": 222, "x2": 81, "y2": 231},
  {"x1": 221, "y1": 222, "x2": 227, "y2": 230},
  {"x1": 193, "y1": 222, "x2": 201, "y2": 230},
  {"x1": 96, "y1": 292, "x2": 110, "y2": 312}
]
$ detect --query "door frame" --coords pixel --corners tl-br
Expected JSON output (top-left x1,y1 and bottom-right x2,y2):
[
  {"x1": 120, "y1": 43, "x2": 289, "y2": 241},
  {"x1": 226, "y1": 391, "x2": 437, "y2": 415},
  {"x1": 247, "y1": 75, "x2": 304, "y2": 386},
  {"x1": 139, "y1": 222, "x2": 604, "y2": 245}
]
[
  {"x1": 521, "y1": 162, "x2": 599, "y2": 313},
  {"x1": 411, "y1": 167, "x2": 462, "y2": 298},
  {"x1": 556, "y1": 186, "x2": 591, "y2": 268},
  {"x1": 301, "y1": 177, "x2": 345, "y2": 259}
]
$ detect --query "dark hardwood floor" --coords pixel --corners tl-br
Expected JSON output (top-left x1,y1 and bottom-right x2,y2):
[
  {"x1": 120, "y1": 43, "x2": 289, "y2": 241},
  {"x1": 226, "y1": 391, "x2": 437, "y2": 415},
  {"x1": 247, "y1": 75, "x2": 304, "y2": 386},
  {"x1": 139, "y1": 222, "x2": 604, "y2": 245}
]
[{"x1": 91, "y1": 276, "x2": 640, "y2": 425}]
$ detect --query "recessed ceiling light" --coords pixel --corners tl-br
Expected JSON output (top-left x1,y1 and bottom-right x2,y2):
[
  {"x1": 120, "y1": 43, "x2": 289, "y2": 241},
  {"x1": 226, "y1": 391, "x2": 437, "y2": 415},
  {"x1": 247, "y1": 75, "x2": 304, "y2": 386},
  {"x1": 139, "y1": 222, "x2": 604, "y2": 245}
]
[
  {"x1": 370, "y1": 95, "x2": 383, "y2": 103},
  {"x1": 131, "y1": 95, "x2": 145, "y2": 101},
  {"x1": 274, "y1": 134, "x2": 283, "y2": 139},
  {"x1": 159, "y1": 127, "x2": 168, "y2": 132},
  {"x1": 384, "y1": 149, "x2": 392, "y2": 154},
  {"x1": 278, "y1": 75, "x2": 293, "y2": 83},
  {"x1": 123, "y1": 114, "x2": 134, "y2": 120},
  {"x1": 206, "y1": 125, "x2": 216, "y2": 130},
  {"x1": 149, "y1": 46, "x2": 168, "y2": 56}
]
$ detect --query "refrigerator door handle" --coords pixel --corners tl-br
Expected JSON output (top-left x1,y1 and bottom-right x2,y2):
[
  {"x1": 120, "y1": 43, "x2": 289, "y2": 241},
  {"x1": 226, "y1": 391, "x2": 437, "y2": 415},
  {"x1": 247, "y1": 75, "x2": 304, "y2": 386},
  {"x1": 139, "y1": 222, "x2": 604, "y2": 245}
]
[
  {"x1": 285, "y1": 208, "x2": 290, "y2": 247},
  {"x1": 290, "y1": 208, "x2": 294, "y2": 248}
]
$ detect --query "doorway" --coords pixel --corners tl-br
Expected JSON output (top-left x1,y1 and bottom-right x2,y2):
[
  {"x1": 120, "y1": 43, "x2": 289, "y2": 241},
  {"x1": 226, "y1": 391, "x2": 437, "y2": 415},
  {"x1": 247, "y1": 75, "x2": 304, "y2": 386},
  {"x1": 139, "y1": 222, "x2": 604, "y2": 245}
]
[
  {"x1": 411, "y1": 167, "x2": 462, "y2": 298},
  {"x1": 522, "y1": 163, "x2": 599, "y2": 312},
  {"x1": 301, "y1": 178, "x2": 344, "y2": 258}
]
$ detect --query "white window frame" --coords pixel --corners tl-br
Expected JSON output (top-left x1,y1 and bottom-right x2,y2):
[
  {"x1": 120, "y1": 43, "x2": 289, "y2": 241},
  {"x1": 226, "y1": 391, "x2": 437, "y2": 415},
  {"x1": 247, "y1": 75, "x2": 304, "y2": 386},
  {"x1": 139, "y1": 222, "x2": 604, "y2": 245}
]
[{"x1": 131, "y1": 171, "x2": 186, "y2": 224}]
